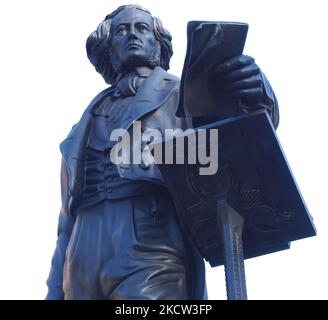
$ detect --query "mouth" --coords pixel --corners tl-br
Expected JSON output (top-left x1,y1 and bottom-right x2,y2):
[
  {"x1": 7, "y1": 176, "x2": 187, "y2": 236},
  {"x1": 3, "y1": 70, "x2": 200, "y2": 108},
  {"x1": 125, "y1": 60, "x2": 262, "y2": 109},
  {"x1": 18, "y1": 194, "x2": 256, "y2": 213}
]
[{"x1": 126, "y1": 42, "x2": 143, "y2": 50}]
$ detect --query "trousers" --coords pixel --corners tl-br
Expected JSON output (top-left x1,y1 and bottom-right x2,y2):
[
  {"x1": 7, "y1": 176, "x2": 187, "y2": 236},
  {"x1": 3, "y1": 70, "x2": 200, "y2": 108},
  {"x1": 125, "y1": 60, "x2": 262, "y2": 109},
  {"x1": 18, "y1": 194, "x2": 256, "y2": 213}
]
[{"x1": 62, "y1": 191, "x2": 190, "y2": 299}]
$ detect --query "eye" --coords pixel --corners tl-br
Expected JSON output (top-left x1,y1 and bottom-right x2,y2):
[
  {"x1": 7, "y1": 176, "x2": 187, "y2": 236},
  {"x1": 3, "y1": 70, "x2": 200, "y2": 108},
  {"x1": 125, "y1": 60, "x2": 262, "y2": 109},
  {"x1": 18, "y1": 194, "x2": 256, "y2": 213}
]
[
  {"x1": 116, "y1": 25, "x2": 127, "y2": 35},
  {"x1": 138, "y1": 24, "x2": 150, "y2": 32}
]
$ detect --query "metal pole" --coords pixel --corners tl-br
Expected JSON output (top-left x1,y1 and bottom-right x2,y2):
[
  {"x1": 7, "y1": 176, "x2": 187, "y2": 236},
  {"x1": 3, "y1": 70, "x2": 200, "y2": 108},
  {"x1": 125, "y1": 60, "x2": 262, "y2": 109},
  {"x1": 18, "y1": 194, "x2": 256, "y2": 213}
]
[{"x1": 216, "y1": 197, "x2": 247, "y2": 300}]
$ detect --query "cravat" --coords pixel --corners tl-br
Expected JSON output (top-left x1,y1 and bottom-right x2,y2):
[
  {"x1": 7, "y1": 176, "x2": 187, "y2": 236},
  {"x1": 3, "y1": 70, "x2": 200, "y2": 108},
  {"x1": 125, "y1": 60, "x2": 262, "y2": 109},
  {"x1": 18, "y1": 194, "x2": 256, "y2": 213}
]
[
  {"x1": 112, "y1": 76, "x2": 144, "y2": 99},
  {"x1": 92, "y1": 73, "x2": 147, "y2": 118}
]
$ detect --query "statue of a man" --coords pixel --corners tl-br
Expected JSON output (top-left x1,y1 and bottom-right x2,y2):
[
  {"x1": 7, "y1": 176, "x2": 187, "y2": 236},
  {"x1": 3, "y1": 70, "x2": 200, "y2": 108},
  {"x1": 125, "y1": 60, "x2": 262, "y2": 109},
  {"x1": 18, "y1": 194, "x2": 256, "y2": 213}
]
[{"x1": 46, "y1": 4, "x2": 279, "y2": 300}]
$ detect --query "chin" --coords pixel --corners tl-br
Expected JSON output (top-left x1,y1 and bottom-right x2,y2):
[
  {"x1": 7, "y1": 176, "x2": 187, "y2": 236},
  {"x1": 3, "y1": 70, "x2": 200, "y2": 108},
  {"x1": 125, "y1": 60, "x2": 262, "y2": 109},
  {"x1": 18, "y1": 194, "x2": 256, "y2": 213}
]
[
  {"x1": 122, "y1": 55, "x2": 158, "y2": 70},
  {"x1": 110, "y1": 50, "x2": 160, "y2": 74}
]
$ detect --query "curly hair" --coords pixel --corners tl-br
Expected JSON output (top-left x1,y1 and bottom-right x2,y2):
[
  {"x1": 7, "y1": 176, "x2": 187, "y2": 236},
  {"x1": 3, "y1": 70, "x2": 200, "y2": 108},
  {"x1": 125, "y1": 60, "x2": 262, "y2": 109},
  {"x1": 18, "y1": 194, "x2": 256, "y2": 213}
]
[{"x1": 86, "y1": 5, "x2": 173, "y2": 85}]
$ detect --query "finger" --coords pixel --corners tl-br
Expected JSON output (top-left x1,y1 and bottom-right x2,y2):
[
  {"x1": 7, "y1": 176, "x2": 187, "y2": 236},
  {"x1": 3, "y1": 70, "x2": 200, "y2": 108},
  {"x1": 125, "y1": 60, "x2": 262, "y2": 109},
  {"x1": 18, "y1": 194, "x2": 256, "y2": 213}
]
[
  {"x1": 236, "y1": 87, "x2": 263, "y2": 99},
  {"x1": 217, "y1": 63, "x2": 260, "y2": 84},
  {"x1": 215, "y1": 55, "x2": 255, "y2": 75},
  {"x1": 223, "y1": 75, "x2": 262, "y2": 91}
]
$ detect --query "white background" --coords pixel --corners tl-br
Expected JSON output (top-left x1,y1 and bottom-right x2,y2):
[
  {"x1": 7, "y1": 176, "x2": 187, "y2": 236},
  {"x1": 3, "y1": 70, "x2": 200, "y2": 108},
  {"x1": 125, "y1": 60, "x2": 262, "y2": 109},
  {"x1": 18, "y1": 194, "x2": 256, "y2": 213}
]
[{"x1": 0, "y1": 0, "x2": 327, "y2": 299}]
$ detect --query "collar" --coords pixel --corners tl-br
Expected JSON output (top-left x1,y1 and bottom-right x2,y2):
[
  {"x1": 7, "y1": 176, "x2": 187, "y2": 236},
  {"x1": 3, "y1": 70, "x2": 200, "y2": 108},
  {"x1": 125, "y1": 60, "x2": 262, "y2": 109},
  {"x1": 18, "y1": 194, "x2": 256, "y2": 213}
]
[
  {"x1": 136, "y1": 66, "x2": 154, "y2": 78},
  {"x1": 92, "y1": 66, "x2": 155, "y2": 116},
  {"x1": 115, "y1": 66, "x2": 154, "y2": 83}
]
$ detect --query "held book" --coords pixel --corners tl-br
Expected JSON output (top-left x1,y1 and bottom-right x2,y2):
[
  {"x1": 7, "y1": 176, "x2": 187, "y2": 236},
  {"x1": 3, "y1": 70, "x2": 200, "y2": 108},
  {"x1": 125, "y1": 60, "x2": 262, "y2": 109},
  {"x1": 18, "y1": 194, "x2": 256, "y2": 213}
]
[{"x1": 177, "y1": 20, "x2": 249, "y2": 118}]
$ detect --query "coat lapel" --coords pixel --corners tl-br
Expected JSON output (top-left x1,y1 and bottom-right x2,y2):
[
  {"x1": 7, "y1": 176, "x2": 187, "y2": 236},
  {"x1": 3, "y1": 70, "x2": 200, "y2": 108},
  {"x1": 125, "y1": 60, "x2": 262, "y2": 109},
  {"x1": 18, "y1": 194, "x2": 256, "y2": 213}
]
[{"x1": 60, "y1": 86, "x2": 114, "y2": 198}]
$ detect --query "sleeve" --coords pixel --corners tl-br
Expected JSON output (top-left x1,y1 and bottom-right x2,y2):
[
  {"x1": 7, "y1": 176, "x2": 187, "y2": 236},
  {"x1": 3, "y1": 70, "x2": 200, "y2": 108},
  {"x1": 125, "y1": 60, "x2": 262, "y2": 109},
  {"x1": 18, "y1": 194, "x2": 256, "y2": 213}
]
[
  {"x1": 240, "y1": 71, "x2": 279, "y2": 129},
  {"x1": 262, "y1": 71, "x2": 279, "y2": 129},
  {"x1": 45, "y1": 159, "x2": 75, "y2": 300}
]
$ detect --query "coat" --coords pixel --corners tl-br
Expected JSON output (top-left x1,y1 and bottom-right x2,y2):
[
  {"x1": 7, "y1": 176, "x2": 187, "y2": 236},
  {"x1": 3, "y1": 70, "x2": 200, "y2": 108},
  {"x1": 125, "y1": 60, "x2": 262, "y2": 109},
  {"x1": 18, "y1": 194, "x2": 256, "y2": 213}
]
[{"x1": 46, "y1": 66, "x2": 278, "y2": 299}]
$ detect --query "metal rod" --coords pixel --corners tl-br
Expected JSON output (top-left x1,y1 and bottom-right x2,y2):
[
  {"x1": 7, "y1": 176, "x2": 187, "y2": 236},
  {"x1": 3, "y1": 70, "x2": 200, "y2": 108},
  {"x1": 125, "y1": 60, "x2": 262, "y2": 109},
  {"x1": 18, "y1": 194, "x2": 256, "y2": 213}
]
[{"x1": 217, "y1": 197, "x2": 247, "y2": 300}]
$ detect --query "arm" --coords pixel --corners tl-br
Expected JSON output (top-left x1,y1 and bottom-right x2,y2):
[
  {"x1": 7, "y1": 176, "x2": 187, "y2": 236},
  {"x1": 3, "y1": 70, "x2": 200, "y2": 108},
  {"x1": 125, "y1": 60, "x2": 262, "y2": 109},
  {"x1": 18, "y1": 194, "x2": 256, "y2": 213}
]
[
  {"x1": 45, "y1": 159, "x2": 75, "y2": 300},
  {"x1": 236, "y1": 70, "x2": 279, "y2": 129}
]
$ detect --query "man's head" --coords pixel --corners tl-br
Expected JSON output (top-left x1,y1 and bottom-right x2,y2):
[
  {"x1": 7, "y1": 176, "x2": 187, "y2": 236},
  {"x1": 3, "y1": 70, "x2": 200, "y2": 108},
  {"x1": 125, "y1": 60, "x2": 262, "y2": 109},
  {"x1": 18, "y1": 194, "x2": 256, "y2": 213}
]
[{"x1": 87, "y1": 5, "x2": 173, "y2": 85}]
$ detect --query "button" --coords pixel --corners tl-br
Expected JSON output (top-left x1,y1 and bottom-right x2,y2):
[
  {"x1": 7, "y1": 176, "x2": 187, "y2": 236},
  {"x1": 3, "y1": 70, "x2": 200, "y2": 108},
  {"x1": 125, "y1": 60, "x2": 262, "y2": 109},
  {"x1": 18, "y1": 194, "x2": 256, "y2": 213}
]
[
  {"x1": 107, "y1": 188, "x2": 112, "y2": 193},
  {"x1": 107, "y1": 177, "x2": 113, "y2": 182}
]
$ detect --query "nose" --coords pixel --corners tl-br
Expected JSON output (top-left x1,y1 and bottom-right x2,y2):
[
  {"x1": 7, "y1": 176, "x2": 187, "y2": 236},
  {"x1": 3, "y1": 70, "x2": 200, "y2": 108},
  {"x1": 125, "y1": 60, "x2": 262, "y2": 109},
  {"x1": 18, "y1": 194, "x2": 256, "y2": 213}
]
[{"x1": 128, "y1": 25, "x2": 138, "y2": 40}]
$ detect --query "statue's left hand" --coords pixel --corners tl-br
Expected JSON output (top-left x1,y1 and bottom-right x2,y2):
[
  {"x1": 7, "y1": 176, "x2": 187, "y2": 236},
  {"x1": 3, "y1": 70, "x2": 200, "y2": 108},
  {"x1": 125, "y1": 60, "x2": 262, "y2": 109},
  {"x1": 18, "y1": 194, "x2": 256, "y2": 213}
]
[{"x1": 215, "y1": 54, "x2": 264, "y2": 107}]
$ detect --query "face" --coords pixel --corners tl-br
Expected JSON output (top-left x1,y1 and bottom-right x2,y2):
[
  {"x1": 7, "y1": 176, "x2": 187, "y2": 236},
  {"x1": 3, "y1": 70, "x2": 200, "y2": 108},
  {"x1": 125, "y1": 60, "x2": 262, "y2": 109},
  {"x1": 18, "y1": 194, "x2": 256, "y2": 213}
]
[{"x1": 109, "y1": 8, "x2": 160, "y2": 73}]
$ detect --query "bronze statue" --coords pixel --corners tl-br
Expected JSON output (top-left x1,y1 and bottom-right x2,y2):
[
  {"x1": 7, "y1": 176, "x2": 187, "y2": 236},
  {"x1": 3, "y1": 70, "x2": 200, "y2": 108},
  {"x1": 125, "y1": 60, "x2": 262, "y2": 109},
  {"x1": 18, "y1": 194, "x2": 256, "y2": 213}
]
[{"x1": 46, "y1": 4, "x2": 279, "y2": 300}]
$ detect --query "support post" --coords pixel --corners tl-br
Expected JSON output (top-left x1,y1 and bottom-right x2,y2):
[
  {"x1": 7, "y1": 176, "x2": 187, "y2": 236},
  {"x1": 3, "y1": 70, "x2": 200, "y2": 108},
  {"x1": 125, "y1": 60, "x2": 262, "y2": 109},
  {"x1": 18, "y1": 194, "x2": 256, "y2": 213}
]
[{"x1": 216, "y1": 197, "x2": 247, "y2": 300}]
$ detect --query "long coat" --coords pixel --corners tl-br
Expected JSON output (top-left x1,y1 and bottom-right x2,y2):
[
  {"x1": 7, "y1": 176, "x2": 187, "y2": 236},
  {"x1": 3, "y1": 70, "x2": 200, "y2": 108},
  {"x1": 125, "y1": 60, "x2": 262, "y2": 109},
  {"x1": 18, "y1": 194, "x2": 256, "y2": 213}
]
[{"x1": 46, "y1": 66, "x2": 278, "y2": 299}]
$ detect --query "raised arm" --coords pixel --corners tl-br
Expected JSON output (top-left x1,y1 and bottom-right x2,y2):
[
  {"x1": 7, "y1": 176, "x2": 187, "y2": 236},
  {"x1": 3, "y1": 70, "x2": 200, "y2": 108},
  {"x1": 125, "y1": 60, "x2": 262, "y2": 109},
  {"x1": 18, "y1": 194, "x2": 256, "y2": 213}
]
[
  {"x1": 192, "y1": 55, "x2": 279, "y2": 129},
  {"x1": 214, "y1": 54, "x2": 279, "y2": 128}
]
